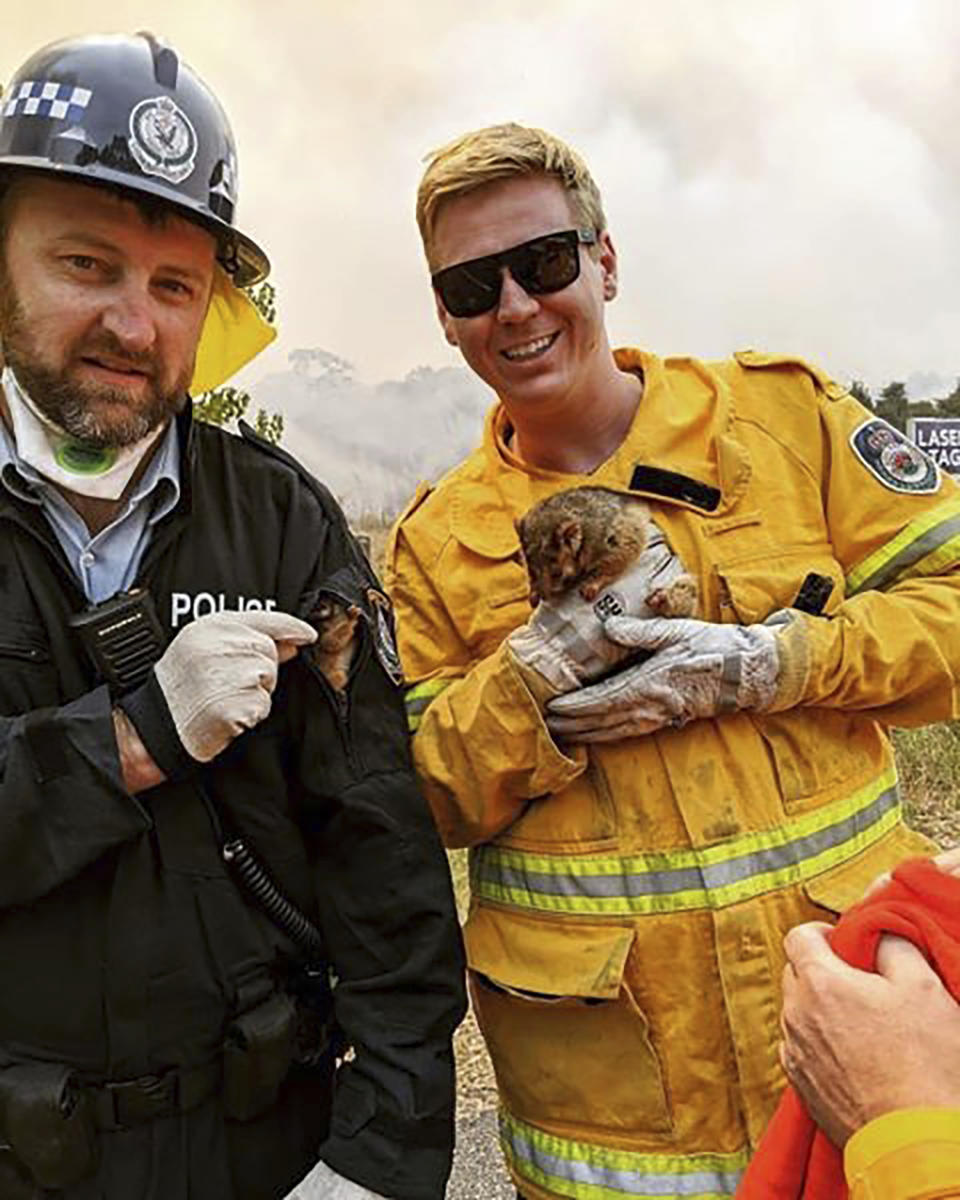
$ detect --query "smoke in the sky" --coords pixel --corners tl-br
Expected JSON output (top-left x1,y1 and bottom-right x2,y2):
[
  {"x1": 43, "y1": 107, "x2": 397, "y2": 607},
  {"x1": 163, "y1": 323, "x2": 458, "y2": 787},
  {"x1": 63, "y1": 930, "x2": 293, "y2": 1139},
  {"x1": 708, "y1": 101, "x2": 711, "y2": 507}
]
[{"x1": 4, "y1": 0, "x2": 959, "y2": 392}]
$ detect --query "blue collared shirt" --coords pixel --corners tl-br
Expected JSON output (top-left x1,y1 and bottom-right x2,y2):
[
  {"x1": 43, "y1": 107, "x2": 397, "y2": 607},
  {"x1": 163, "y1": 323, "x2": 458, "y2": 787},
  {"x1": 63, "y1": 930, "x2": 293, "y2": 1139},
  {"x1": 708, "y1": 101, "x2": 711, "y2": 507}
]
[{"x1": 0, "y1": 420, "x2": 181, "y2": 602}]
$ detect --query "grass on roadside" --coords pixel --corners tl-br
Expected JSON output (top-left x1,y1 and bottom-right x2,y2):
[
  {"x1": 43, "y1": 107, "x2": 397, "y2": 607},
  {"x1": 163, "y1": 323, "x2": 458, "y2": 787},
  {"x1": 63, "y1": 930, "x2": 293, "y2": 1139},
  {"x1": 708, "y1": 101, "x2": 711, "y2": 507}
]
[{"x1": 896, "y1": 722, "x2": 960, "y2": 848}]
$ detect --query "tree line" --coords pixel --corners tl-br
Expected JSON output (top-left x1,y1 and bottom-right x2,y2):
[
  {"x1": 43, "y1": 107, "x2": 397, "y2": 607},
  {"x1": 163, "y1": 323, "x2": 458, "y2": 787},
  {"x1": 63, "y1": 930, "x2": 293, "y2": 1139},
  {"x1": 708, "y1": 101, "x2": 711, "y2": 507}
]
[{"x1": 850, "y1": 379, "x2": 960, "y2": 434}]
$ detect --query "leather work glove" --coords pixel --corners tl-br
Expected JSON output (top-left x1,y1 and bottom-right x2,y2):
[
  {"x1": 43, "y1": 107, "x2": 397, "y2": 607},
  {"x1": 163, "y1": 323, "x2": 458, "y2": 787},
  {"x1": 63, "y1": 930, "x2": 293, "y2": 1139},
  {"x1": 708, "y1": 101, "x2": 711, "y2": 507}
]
[
  {"x1": 507, "y1": 524, "x2": 691, "y2": 703},
  {"x1": 284, "y1": 1159, "x2": 390, "y2": 1199},
  {"x1": 546, "y1": 612, "x2": 784, "y2": 742},
  {"x1": 120, "y1": 610, "x2": 317, "y2": 773}
]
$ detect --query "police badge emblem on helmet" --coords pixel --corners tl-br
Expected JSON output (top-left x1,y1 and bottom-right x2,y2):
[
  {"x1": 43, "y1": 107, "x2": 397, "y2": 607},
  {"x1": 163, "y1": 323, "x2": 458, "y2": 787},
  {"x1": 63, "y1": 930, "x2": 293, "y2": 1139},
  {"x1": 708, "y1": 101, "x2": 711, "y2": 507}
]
[{"x1": 128, "y1": 95, "x2": 198, "y2": 184}]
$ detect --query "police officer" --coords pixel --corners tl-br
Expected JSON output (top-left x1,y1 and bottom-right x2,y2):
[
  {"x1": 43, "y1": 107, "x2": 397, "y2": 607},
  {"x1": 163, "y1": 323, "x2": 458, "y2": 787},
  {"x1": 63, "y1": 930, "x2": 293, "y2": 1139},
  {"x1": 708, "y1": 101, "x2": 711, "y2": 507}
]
[
  {"x1": 386, "y1": 123, "x2": 958, "y2": 1200},
  {"x1": 0, "y1": 33, "x2": 464, "y2": 1200}
]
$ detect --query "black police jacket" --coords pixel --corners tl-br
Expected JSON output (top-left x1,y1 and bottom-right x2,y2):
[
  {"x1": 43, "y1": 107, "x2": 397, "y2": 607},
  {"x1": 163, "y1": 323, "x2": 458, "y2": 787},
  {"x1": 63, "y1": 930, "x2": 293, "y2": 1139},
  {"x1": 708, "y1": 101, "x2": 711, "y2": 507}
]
[{"x1": 0, "y1": 407, "x2": 466, "y2": 1200}]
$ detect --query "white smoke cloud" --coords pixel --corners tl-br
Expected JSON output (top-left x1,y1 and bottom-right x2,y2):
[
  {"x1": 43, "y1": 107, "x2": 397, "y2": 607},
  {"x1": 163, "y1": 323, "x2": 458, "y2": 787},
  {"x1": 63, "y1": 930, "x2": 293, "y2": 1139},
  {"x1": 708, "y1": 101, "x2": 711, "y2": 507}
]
[{"x1": 3, "y1": 0, "x2": 958, "y2": 394}]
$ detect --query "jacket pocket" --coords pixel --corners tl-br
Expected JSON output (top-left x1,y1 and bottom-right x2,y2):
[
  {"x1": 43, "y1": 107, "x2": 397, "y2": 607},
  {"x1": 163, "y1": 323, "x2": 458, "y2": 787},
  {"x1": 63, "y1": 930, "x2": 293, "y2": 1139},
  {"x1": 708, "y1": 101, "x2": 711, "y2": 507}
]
[
  {"x1": 719, "y1": 550, "x2": 875, "y2": 812},
  {"x1": 803, "y1": 823, "x2": 939, "y2": 915},
  {"x1": 464, "y1": 907, "x2": 672, "y2": 1136},
  {"x1": 0, "y1": 618, "x2": 58, "y2": 715},
  {"x1": 716, "y1": 546, "x2": 844, "y2": 625},
  {"x1": 749, "y1": 709, "x2": 888, "y2": 812}
]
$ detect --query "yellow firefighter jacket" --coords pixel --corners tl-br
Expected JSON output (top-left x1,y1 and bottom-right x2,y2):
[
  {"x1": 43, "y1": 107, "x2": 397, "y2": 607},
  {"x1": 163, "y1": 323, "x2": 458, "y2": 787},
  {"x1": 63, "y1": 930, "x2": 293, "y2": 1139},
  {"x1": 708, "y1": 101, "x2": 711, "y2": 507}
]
[
  {"x1": 385, "y1": 348, "x2": 956, "y2": 1200},
  {"x1": 846, "y1": 1109, "x2": 960, "y2": 1199}
]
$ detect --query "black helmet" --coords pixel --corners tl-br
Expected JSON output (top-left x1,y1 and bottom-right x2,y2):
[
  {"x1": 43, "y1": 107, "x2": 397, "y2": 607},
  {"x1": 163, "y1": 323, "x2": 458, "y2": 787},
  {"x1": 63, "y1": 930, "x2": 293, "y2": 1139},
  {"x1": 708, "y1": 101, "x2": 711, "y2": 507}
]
[{"x1": 0, "y1": 32, "x2": 269, "y2": 287}]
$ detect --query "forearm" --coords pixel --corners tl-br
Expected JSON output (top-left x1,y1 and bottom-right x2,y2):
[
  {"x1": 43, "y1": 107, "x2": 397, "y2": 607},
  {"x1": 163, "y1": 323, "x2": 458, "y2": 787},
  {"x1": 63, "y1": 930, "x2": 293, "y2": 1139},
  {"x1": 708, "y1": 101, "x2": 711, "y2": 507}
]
[
  {"x1": 773, "y1": 573, "x2": 960, "y2": 724},
  {"x1": 411, "y1": 641, "x2": 586, "y2": 848},
  {"x1": 0, "y1": 687, "x2": 151, "y2": 906},
  {"x1": 112, "y1": 706, "x2": 166, "y2": 793}
]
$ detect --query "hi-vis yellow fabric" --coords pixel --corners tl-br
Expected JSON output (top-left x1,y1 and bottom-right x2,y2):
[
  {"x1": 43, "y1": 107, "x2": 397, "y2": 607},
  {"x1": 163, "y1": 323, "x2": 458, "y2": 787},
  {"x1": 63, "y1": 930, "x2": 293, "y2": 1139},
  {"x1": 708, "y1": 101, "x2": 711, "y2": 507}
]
[
  {"x1": 385, "y1": 348, "x2": 956, "y2": 1200},
  {"x1": 190, "y1": 266, "x2": 276, "y2": 396},
  {"x1": 845, "y1": 1109, "x2": 960, "y2": 1199}
]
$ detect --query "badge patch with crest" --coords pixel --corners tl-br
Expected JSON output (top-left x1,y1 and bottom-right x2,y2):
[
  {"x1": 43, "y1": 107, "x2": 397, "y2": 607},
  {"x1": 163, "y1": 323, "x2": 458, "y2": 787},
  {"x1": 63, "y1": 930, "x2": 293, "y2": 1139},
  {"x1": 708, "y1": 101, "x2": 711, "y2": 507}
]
[
  {"x1": 128, "y1": 95, "x2": 198, "y2": 184},
  {"x1": 367, "y1": 589, "x2": 404, "y2": 686},
  {"x1": 850, "y1": 418, "x2": 940, "y2": 494}
]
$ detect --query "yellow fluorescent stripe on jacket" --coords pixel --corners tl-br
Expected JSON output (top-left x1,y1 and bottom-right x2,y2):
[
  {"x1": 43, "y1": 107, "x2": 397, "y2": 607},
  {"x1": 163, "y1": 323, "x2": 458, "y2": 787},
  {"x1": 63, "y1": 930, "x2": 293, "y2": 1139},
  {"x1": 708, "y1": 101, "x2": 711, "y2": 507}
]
[
  {"x1": 385, "y1": 348, "x2": 955, "y2": 1200},
  {"x1": 846, "y1": 494, "x2": 960, "y2": 594},
  {"x1": 473, "y1": 768, "x2": 900, "y2": 916},
  {"x1": 405, "y1": 677, "x2": 455, "y2": 732},
  {"x1": 845, "y1": 1108, "x2": 960, "y2": 1199},
  {"x1": 500, "y1": 1110, "x2": 750, "y2": 1199}
]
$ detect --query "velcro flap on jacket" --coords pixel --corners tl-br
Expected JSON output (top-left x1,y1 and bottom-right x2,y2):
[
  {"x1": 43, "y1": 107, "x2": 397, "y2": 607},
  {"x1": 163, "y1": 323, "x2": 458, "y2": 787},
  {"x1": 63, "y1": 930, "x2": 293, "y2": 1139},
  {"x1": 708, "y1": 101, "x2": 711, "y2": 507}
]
[
  {"x1": 805, "y1": 823, "x2": 938, "y2": 914},
  {"x1": 463, "y1": 906, "x2": 634, "y2": 1000}
]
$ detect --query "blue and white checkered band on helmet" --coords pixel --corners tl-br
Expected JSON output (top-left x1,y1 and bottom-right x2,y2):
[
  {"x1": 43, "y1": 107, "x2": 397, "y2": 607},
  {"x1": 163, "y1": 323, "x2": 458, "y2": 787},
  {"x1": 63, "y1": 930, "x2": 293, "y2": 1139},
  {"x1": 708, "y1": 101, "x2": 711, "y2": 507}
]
[
  {"x1": 0, "y1": 32, "x2": 270, "y2": 288},
  {"x1": 3, "y1": 81, "x2": 93, "y2": 123}
]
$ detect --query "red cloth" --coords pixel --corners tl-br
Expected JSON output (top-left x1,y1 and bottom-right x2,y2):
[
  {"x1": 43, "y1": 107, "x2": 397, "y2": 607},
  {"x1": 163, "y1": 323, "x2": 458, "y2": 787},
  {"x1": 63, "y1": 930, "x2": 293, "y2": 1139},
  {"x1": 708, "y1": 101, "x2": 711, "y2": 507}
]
[{"x1": 736, "y1": 857, "x2": 960, "y2": 1199}]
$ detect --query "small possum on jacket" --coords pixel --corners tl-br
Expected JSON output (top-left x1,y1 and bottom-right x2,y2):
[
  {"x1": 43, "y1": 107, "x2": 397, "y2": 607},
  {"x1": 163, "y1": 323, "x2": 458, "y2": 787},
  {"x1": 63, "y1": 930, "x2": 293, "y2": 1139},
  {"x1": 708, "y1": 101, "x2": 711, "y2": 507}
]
[
  {"x1": 308, "y1": 597, "x2": 362, "y2": 691},
  {"x1": 515, "y1": 485, "x2": 699, "y2": 615}
]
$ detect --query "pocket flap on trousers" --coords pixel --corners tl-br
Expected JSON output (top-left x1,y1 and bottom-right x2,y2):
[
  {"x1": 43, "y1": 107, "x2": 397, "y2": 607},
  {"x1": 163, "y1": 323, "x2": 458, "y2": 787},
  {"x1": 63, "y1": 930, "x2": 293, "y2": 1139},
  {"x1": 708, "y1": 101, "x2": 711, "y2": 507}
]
[{"x1": 463, "y1": 906, "x2": 634, "y2": 1000}]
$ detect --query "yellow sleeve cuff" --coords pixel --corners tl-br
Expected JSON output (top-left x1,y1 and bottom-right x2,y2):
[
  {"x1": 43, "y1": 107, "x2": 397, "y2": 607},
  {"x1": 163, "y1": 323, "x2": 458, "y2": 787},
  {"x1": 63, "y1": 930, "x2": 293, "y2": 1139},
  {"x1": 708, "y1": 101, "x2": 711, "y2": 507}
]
[
  {"x1": 845, "y1": 1108, "x2": 960, "y2": 1199},
  {"x1": 769, "y1": 610, "x2": 814, "y2": 711}
]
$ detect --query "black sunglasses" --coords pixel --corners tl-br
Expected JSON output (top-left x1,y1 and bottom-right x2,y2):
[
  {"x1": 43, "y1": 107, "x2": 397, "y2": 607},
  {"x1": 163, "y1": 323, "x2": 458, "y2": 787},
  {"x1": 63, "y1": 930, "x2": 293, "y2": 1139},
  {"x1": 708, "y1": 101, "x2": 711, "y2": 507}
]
[{"x1": 432, "y1": 228, "x2": 598, "y2": 318}]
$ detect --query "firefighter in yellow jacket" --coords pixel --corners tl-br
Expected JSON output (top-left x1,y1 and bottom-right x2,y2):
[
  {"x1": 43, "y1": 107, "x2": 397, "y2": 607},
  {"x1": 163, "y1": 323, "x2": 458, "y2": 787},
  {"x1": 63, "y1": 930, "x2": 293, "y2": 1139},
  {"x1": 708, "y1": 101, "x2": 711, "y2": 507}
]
[{"x1": 385, "y1": 122, "x2": 957, "y2": 1199}]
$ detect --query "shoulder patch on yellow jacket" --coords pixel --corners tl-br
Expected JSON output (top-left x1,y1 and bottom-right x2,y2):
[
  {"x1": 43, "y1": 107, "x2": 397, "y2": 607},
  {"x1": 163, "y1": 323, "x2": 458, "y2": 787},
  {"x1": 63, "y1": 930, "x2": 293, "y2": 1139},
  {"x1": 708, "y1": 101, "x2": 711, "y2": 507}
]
[{"x1": 734, "y1": 349, "x2": 850, "y2": 402}]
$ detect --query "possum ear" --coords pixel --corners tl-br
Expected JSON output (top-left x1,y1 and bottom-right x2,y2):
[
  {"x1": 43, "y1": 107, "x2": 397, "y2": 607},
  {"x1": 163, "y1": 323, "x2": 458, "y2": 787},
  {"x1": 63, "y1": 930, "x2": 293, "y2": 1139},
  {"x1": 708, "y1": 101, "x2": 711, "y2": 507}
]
[{"x1": 556, "y1": 518, "x2": 583, "y2": 556}]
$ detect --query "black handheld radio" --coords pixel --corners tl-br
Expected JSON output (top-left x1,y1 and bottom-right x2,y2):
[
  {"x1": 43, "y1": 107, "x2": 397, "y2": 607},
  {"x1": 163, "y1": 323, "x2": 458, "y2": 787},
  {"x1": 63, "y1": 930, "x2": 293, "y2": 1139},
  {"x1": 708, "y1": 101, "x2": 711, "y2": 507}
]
[{"x1": 68, "y1": 588, "x2": 166, "y2": 695}]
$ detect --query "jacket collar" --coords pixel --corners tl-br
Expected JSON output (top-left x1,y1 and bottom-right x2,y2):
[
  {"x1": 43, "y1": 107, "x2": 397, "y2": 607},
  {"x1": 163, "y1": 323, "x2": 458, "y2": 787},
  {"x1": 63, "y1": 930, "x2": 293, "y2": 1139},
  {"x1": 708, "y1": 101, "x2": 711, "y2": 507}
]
[{"x1": 450, "y1": 348, "x2": 751, "y2": 557}]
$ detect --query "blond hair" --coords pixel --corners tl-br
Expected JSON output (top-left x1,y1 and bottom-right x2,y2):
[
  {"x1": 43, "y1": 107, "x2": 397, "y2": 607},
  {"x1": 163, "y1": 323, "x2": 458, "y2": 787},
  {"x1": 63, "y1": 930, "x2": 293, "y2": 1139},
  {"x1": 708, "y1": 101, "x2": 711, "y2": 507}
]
[{"x1": 416, "y1": 123, "x2": 606, "y2": 267}]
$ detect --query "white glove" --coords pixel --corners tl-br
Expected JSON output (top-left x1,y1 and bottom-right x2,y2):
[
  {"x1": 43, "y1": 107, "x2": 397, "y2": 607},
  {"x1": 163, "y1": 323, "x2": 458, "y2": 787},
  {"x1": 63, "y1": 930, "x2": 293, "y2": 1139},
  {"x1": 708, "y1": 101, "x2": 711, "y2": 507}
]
[
  {"x1": 284, "y1": 1159, "x2": 389, "y2": 1200},
  {"x1": 546, "y1": 613, "x2": 781, "y2": 741},
  {"x1": 507, "y1": 526, "x2": 692, "y2": 696},
  {"x1": 145, "y1": 610, "x2": 317, "y2": 762}
]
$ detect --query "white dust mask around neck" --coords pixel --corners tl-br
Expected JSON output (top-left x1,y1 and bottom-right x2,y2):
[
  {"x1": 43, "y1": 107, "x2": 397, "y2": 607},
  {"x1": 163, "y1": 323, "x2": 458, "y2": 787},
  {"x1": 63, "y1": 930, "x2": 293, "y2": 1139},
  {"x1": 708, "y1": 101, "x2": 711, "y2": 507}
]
[{"x1": 2, "y1": 368, "x2": 165, "y2": 500}]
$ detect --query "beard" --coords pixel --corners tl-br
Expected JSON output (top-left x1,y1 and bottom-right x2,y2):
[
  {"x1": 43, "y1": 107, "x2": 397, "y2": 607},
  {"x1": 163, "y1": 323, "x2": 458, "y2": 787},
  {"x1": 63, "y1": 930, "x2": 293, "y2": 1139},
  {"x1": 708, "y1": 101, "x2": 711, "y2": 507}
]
[{"x1": 0, "y1": 264, "x2": 189, "y2": 450}]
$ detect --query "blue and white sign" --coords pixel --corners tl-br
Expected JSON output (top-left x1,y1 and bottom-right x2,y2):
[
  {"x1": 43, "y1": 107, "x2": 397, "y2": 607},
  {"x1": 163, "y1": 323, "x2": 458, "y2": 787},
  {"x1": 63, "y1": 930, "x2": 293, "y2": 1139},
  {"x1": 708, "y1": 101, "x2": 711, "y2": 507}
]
[{"x1": 907, "y1": 418, "x2": 960, "y2": 475}]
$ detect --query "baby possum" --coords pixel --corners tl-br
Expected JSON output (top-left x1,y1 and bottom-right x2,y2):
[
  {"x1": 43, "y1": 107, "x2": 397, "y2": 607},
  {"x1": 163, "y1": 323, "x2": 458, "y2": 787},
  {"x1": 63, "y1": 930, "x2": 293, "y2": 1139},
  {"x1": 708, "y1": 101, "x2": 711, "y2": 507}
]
[
  {"x1": 308, "y1": 597, "x2": 362, "y2": 691},
  {"x1": 516, "y1": 486, "x2": 698, "y2": 615}
]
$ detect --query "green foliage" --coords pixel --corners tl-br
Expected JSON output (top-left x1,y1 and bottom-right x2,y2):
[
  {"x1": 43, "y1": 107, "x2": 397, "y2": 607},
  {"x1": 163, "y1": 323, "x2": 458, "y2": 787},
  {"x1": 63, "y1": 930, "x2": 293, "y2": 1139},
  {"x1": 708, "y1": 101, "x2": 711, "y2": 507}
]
[
  {"x1": 192, "y1": 385, "x2": 284, "y2": 444},
  {"x1": 875, "y1": 380, "x2": 908, "y2": 432},
  {"x1": 849, "y1": 379, "x2": 874, "y2": 411},
  {"x1": 252, "y1": 409, "x2": 284, "y2": 444},
  {"x1": 193, "y1": 281, "x2": 283, "y2": 444},
  {"x1": 937, "y1": 379, "x2": 960, "y2": 418},
  {"x1": 192, "y1": 385, "x2": 249, "y2": 427},
  {"x1": 247, "y1": 280, "x2": 276, "y2": 325}
]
